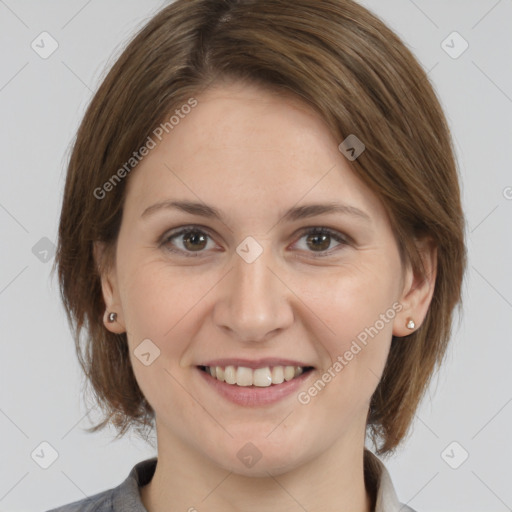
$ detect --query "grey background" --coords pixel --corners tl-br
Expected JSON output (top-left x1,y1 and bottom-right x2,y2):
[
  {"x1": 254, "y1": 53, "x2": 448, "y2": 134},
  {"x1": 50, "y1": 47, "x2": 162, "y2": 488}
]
[{"x1": 1, "y1": 1, "x2": 511, "y2": 511}]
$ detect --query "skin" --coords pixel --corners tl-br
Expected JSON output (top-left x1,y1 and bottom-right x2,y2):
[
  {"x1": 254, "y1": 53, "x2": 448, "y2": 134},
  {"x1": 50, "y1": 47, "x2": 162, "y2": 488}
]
[{"x1": 95, "y1": 80, "x2": 436, "y2": 512}]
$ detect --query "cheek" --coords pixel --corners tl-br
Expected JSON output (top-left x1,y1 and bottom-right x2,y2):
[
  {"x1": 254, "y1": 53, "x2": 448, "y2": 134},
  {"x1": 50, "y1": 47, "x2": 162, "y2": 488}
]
[
  {"x1": 292, "y1": 260, "x2": 400, "y2": 393},
  {"x1": 117, "y1": 261, "x2": 216, "y2": 414},
  {"x1": 119, "y1": 258, "x2": 220, "y2": 342},
  {"x1": 298, "y1": 259, "x2": 399, "y2": 338}
]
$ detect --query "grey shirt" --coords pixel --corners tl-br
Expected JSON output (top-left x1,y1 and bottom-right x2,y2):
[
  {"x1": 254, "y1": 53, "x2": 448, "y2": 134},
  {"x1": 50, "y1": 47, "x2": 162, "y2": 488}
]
[{"x1": 46, "y1": 450, "x2": 416, "y2": 512}]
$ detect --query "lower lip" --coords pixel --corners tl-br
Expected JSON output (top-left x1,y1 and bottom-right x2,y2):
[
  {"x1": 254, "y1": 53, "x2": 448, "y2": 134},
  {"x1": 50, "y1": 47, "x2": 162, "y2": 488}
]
[{"x1": 197, "y1": 367, "x2": 313, "y2": 406}]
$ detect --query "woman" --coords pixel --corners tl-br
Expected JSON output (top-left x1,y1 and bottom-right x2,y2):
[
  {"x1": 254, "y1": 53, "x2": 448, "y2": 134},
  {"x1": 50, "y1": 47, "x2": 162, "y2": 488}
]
[{"x1": 49, "y1": 0, "x2": 466, "y2": 510}]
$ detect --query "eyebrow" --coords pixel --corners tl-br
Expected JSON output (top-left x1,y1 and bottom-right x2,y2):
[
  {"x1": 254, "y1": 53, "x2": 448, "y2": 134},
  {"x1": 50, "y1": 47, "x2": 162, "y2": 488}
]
[{"x1": 141, "y1": 200, "x2": 371, "y2": 223}]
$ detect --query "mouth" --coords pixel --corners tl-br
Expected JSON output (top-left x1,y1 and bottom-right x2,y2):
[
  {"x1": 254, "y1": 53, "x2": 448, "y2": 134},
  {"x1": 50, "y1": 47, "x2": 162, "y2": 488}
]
[{"x1": 197, "y1": 364, "x2": 315, "y2": 387}]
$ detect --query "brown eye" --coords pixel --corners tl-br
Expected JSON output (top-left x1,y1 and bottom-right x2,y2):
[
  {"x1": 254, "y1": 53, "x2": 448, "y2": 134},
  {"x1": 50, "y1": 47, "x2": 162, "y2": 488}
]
[
  {"x1": 182, "y1": 231, "x2": 208, "y2": 251},
  {"x1": 305, "y1": 232, "x2": 332, "y2": 251},
  {"x1": 294, "y1": 227, "x2": 348, "y2": 256},
  {"x1": 161, "y1": 227, "x2": 216, "y2": 256}
]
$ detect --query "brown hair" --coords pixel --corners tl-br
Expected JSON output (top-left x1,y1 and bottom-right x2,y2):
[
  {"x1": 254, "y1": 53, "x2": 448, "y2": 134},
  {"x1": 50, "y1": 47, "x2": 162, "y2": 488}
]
[{"x1": 52, "y1": 0, "x2": 466, "y2": 454}]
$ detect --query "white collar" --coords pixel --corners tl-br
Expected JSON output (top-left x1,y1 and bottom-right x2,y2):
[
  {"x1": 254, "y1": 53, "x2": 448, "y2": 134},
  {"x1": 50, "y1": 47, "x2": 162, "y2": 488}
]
[{"x1": 365, "y1": 449, "x2": 416, "y2": 512}]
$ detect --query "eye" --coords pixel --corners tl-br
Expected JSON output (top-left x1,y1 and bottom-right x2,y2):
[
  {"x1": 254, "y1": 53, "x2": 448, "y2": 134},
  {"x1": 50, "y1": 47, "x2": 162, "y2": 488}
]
[
  {"x1": 292, "y1": 227, "x2": 349, "y2": 256},
  {"x1": 160, "y1": 226, "x2": 217, "y2": 257},
  {"x1": 159, "y1": 225, "x2": 350, "y2": 258}
]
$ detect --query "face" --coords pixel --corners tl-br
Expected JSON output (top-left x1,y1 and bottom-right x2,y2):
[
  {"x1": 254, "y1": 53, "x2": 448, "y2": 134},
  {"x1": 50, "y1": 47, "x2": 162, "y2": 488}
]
[{"x1": 97, "y1": 80, "x2": 427, "y2": 476}]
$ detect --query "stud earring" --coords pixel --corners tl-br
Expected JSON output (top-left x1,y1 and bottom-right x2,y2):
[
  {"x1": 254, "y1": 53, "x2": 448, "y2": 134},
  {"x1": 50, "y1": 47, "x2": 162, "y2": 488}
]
[
  {"x1": 108, "y1": 312, "x2": 117, "y2": 323},
  {"x1": 406, "y1": 318, "x2": 415, "y2": 330}
]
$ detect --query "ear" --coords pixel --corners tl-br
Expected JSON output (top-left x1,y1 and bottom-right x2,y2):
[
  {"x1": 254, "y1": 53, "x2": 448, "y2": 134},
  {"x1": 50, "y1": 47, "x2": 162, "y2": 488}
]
[
  {"x1": 93, "y1": 241, "x2": 126, "y2": 334},
  {"x1": 393, "y1": 237, "x2": 437, "y2": 337}
]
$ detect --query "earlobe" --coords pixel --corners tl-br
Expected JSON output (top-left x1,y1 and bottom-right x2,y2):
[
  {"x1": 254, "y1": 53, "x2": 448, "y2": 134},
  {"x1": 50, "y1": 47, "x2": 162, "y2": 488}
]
[
  {"x1": 393, "y1": 238, "x2": 437, "y2": 338},
  {"x1": 93, "y1": 241, "x2": 126, "y2": 334},
  {"x1": 102, "y1": 309, "x2": 125, "y2": 334}
]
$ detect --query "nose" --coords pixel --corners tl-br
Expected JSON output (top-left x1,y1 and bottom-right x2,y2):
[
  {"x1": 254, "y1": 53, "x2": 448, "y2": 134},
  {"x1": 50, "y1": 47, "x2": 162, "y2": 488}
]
[{"x1": 212, "y1": 242, "x2": 294, "y2": 343}]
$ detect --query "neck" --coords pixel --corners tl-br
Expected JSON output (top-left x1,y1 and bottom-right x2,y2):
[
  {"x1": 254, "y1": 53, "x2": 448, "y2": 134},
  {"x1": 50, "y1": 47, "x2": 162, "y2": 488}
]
[{"x1": 141, "y1": 430, "x2": 372, "y2": 512}]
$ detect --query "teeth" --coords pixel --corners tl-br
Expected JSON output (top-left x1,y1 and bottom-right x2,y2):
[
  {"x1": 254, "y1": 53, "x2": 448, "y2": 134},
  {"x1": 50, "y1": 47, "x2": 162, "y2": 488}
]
[
  {"x1": 224, "y1": 365, "x2": 236, "y2": 385},
  {"x1": 236, "y1": 366, "x2": 253, "y2": 386},
  {"x1": 271, "y1": 366, "x2": 284, "y2": 384},
  {"x1": 253, "y1": 367, "x2": 272, "y2": 387},
  {"x1": 204, "y1": 365, "x2": 307, "y2": 387},
  {"x1": 284, "y1": 366, "x2": 295, "y2": 381}
]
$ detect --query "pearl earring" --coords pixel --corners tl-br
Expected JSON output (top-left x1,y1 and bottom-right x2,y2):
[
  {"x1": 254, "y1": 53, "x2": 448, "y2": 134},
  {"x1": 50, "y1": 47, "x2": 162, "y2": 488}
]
[
  {"x1": 406, "y1": 318, "x2": 415, "y2": 330},
  {"x1": 108, "y1": 312, "x2": 117, "y2": 323}
]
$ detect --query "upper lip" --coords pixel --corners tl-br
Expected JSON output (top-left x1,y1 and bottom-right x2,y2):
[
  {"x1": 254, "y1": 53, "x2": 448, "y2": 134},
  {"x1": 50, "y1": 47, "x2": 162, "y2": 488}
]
[{"x1": 199, "y1": 358, "x2": 314, "y2": 369}]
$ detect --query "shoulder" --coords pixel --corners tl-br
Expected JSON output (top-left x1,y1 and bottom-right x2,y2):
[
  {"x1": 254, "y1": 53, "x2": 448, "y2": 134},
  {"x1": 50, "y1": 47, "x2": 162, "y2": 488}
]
[
  {"x1": 44, "y1": 487, "x2": 113, "y2": 512},
  {"x1": 45, "y1": 457, "x2": 158, "y2": 512}
]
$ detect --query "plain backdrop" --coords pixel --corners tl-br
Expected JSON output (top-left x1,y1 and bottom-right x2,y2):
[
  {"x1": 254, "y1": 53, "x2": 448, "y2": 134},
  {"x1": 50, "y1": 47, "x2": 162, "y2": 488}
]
[{"x1": 0, "y1": 1, "x2": 511, "y2": 511}]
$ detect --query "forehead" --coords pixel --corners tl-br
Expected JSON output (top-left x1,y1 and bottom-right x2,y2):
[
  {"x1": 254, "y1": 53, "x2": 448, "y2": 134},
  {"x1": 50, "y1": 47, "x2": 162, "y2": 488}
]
[{"x1": 123, "y1": 81, "x2": 386, "y2": 224}]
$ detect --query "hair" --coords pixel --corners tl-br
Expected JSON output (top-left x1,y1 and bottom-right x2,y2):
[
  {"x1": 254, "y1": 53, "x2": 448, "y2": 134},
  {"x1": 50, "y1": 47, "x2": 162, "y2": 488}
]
[{"x1": 52, "y1": 0, "x2": 466, "y2": 455}]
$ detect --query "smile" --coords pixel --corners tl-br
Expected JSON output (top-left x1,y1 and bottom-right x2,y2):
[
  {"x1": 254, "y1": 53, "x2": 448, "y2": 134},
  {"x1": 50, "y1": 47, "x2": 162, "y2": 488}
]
[{"x1": 198, "y1": 365, "x2": 313, "y2": 387}]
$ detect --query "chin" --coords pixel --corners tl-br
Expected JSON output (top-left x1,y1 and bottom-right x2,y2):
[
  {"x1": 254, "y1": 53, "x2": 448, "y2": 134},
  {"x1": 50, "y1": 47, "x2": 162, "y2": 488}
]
[
  {"x1": 219, "y1": 453, "x2": 306, "y2": 478},
  {"x1": 206, "y1": 437, "x2": 312, "y2": 477}
]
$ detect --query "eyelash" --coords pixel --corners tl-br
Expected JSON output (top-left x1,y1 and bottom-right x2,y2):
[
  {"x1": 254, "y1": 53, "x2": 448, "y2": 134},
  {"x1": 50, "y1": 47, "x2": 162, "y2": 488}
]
[{"x1": 158, "y1": 225, "x2": 350, "y2": 258}]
